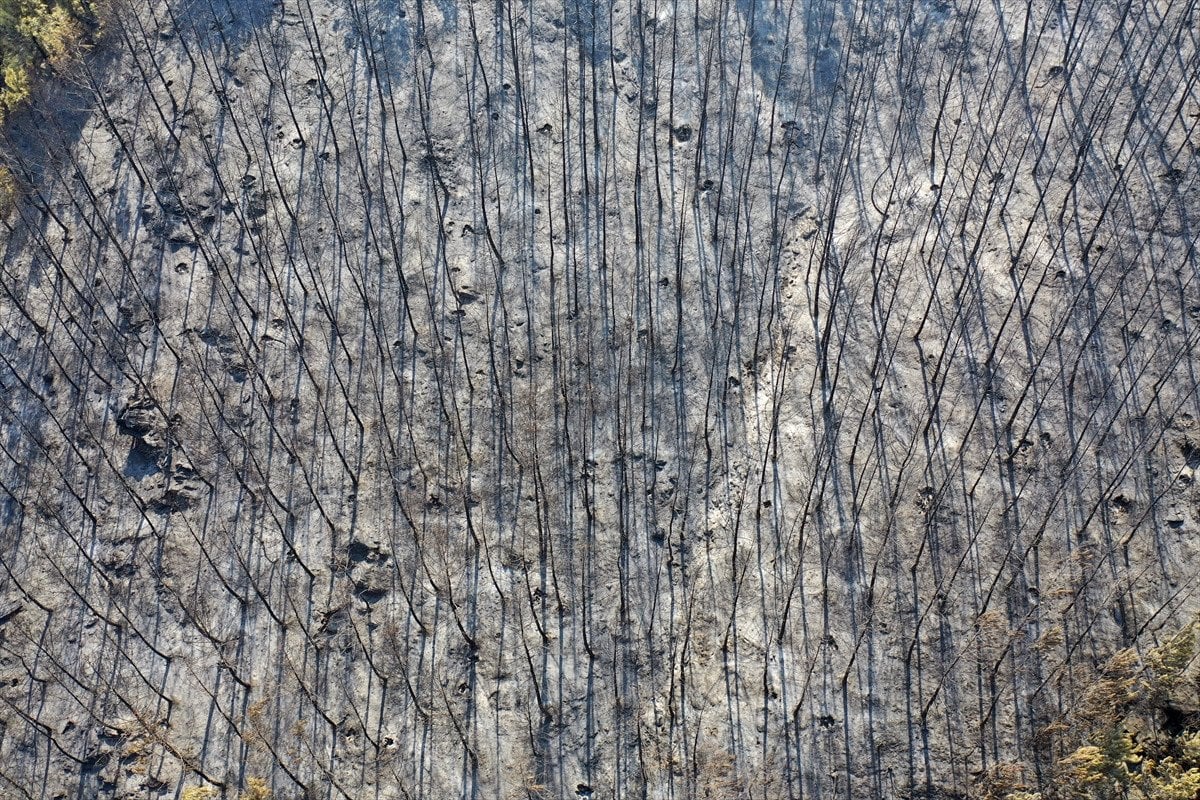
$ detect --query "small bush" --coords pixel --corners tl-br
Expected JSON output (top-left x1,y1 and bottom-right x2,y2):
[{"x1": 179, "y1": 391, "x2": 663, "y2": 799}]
[
  {"x1": 0, "y1": 164, "x2": 16, "y2": 212},
  {"x1": 240, "y1": 776, "x2": 272, "y2": 800},
  {"x1": 17, "y1": 3, "x2": 84, "y2": 66},
  {"x1": 181, "y1": 788, "x2": 219, "y2": 800}
]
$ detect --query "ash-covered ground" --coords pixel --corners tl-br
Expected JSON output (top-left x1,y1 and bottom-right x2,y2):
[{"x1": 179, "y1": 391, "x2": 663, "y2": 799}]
[{"x1": 1, "y1": 0, "x2": 1198, "y2": 797}]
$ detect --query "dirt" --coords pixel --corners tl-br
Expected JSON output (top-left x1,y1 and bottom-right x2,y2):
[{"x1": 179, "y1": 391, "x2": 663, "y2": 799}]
[{"x1": 0, "y1": 0, "x2": 1197, "y2": 798}]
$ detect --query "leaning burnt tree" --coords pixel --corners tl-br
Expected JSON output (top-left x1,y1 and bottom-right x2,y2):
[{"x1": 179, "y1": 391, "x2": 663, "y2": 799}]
[{"x1": 0, "y1": 0, "x2": 1198, "y2": 797}]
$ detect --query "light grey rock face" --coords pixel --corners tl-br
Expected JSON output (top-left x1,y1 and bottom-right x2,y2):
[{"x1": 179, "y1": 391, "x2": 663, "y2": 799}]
[{"x1": 0, "y1": 0, "x2": 1197, "y2": 797}]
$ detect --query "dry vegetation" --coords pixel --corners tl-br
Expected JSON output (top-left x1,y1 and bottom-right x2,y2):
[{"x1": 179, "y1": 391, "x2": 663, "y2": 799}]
[
  {"x1": 0, "y1": 0, "x2": 1197, "y2": 797},
  {"x1": 1021, "y1": 619, "x2": 1200, "y2": 800},
  {"x1": 0, "y1": 0, "x2": 102, "y2": 211}
]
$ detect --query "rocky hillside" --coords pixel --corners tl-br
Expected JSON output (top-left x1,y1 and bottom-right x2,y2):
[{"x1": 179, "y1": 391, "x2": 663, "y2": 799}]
[{"x1": 0, "y1": 0, "x2": 1198, "y2": 797}]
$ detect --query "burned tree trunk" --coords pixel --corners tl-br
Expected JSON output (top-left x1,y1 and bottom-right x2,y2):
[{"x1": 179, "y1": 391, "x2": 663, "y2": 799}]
[{"x1": 0, "y1": 0, "x2": 1198, "y2": 797}]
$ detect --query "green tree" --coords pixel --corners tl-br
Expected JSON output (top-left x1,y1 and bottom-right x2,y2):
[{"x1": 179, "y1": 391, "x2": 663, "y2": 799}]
[
  {"x1": 0, "y1": 0, "x2": 96, "y2": 120},
  {"x1": 1049, "y1": 619, "x2": 1200, "y2": 800}
]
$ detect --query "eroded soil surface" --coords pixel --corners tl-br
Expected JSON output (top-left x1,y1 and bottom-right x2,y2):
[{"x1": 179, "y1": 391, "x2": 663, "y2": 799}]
[{"x1": 1, "y1": 0, "x2": 1198, "y2": 797}]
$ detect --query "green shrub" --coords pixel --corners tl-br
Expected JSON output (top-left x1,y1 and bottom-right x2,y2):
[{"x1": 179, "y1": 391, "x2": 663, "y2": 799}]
[
  {"x1": 0, "y1": 0, "x2": 97, "y2": 122},
  {"x1": 0, "y1": 164, "x2": 16, "y2": 211},
  {"x1": 1048, "y1": 618, "x2": 1200, "y2": 800}
]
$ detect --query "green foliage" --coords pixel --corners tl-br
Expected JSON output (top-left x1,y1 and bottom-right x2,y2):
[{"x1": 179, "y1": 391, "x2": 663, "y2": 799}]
[
  {"x1": 0, "y1": 163, "x2": 16, "y2": 209},
  {"x1": 1145, "y1": 621, "x2": 1198, "y2": 704},
  {"x1": 1046, "y1": 618, "x2": 1200, "y2": 800},
  {"x1": 1078, "y1": 647, "x2": 1145, "y2": 727},
  {"x1": 0, "y1": 0, "x2": 96, "y2": 121}
]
